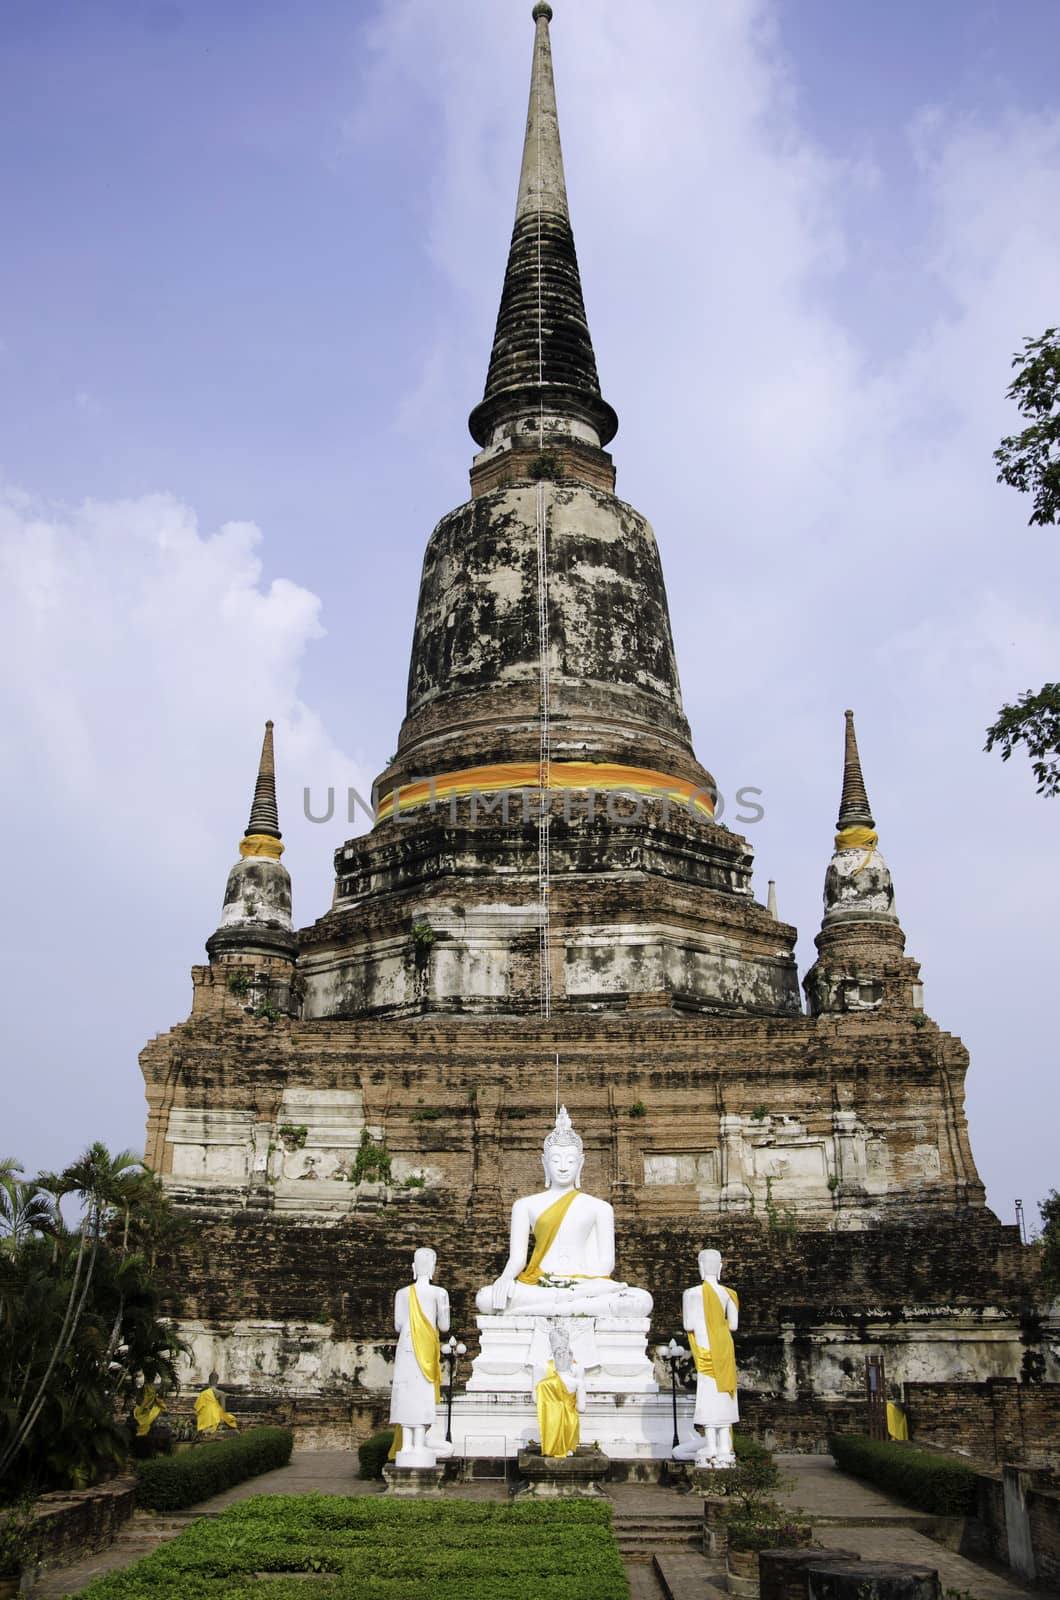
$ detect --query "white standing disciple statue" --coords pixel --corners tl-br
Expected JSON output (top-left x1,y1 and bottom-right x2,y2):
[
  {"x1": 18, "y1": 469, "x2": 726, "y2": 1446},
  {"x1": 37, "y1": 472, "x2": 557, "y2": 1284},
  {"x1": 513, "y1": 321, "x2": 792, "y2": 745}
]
[
  {"x1": 390, "y1": 1247, "x2": 449, "y2": 1468},
  {"x1": 475, "y1": 1106, "x2": 652, "y2": 1318},
  {"x1": 682, "y1": 1247, "x2": 739, "y2": 1466}
]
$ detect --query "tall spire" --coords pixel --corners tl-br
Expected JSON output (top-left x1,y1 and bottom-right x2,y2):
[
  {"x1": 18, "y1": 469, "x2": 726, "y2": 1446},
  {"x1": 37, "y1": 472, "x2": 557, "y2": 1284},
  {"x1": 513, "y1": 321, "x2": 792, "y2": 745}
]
[
  {"x1": 837, "y1": 709, "x2": 875, "y2": 830},
  {"x1": 242, "y1": 720, "x2": 282, "y2": 853},
  {"x1": 468, "y1": 3, "x2": 617, "y2": 452}
]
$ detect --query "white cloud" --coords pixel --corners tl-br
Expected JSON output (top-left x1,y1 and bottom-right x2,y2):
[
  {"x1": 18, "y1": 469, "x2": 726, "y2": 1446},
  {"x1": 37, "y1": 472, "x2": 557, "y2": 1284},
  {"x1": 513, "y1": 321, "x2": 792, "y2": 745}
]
[{"x1": 0, "y1": 486, "x2": 370, "y2": 1175}]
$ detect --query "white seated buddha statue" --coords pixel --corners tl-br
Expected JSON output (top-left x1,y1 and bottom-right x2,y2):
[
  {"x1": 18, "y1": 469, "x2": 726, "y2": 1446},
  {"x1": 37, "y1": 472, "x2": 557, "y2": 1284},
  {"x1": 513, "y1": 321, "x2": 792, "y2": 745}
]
[{"x1": 475, "y1": 1106, "x2": 653, "y2": 1318}]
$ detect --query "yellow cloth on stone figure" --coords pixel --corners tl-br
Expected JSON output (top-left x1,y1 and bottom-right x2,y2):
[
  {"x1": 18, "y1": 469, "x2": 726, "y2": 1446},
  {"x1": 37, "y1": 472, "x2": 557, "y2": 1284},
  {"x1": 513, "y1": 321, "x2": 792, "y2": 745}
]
[
  {"x1": 194, "y1": 1387, "x2": 237, "y2": 1433},
  {"x1": 536, "y1": 1361, "x2": 580, "y2": 1458},
  {"x1": 387, "y1": 1425, "x2": 403, "y2": 1460},
  {"x1": 408, "y1": 1284, "x2": 442, "y2": 1403},
  {"x1": 516, "y1": 1189, "x2": 580, "y2": 1285},
  {"x1": 834, "y1": 825, "x2": 878, "y2": 874},
  {"x1": 886, "y1": 1402, "x2": 908, "y2": 1441},
  {"x1": 132, "y1": 1386, "x2": 166, "y2": 1438},
  {"x1": 689, "y1": 1284, "x2": 739, "y2": 1397}
]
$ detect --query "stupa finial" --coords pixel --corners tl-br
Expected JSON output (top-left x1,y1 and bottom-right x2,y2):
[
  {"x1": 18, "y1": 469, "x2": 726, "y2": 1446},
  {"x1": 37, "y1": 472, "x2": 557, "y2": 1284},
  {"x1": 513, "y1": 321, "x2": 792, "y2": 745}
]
[
  {"x1": 837, "y1": 708, "x2": 875, "y2": 832},
  {"x1": 241, "y1": 720, "x2": 283, "y2": 859},
  {"x1": 468, "y1": 1, "x2": 617, "y2": 451}
]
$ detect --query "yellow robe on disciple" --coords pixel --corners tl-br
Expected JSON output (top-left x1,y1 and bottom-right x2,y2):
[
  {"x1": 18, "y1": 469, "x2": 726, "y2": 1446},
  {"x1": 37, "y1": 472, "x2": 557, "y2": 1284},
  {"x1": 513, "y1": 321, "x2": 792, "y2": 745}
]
[
  {"x1": 688, "y1": 1283, "x2": 739, "y2": 1395},
  {"x1": 535, "y1": 1361, "x2": 580, "y2": 1458},
  {"x1": 194, "y1": 1387, "x2": 237, "y2": 1434}
]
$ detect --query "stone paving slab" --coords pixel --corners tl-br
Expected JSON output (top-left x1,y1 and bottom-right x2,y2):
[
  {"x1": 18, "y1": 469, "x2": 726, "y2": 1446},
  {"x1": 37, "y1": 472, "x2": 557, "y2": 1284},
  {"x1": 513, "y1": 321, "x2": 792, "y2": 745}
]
[
  {"x1": 816, "y1": 1525, "x2": 1036, "y2": 1600},
  {"x1": 653, "y1": 1551, "x2": 728, "y2": 1600}
]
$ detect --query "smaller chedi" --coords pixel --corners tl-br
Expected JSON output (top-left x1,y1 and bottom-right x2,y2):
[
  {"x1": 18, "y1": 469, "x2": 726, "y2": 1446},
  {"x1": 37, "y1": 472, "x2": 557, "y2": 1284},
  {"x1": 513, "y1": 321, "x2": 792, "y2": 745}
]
[
  {"x1": 475, "y1": 1105, "x2": 652, "y2": 1318},
  {"x1": 533, "y1": 1324, "x2": 585, "y2": 1459},
  {"x1": 389, "y1": 1247, "x2": 449, "y2": 1468},
  {"x1": 679, "y1": 1249, "x2": 739, "y2": 1467}
]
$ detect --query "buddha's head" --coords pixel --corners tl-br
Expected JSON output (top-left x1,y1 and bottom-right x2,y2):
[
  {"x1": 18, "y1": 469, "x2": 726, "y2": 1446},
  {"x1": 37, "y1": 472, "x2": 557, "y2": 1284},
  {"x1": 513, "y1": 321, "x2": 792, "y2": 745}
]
[
  {"x1": 413, "y1": 1246, "x2": 437, "y2": 1280},
  {"x1": 543, "y1": 1105, "x2": 584, "y2": 1189},
  {"x1": 698, "y1": 1248, "x2": 722, "y2": 1280},
  {"x1": 548, "y1": 1323, "x2": 573, "y2": 1372}
]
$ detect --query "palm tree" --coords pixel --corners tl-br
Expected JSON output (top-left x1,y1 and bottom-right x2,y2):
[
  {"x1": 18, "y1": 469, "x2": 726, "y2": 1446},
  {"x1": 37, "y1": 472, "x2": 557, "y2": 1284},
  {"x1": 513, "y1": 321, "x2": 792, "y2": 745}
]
[
  {"x1": 0, "y1": 1173, "x2": 57, "y2": 1257},
  {"x1": 0, "y1": 1144, "x2": 142, "y2": 1482}
]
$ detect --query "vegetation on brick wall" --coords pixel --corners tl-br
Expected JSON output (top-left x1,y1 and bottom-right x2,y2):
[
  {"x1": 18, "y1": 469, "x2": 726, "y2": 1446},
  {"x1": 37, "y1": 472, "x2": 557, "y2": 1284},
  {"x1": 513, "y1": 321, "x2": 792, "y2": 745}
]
[
  {"x1": 828, "y1": 1433, "x2": 977, "y2": 1516},
  {"x1": 74, "y1": 1494, "x2": 629, "y2": 1599},
  {"x1": 133, "y1": 1428, "x2": 293, "y2": 1511}
]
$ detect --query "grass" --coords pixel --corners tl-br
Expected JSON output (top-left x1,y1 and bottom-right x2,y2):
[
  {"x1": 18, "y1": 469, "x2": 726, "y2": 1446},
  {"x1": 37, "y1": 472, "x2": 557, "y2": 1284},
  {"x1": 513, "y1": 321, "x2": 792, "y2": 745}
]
[{"x1": 72, "y1": 1495, "x2": 630, "y2": 1600}]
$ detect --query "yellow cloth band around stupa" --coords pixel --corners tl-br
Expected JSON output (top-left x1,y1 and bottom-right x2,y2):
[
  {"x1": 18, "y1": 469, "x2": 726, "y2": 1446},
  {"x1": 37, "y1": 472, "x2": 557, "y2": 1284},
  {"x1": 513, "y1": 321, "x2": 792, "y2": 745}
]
[
  {"x1": 834, "y1": 825, "x2": 877, "y2": 875},
  {"x1": 239, "y1": 833, "x2": 285, "y2": 859},
  {"x1": 376, "y1": 762, "x2": 715, "y2": 824}
]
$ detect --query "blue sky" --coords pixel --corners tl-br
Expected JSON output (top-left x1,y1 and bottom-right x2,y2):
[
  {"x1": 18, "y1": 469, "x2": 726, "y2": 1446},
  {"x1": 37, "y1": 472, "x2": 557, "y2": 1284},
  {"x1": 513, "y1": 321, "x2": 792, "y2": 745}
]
[{"x1": 2, "y1": 0, "x2": 1058, "y2": 1224}]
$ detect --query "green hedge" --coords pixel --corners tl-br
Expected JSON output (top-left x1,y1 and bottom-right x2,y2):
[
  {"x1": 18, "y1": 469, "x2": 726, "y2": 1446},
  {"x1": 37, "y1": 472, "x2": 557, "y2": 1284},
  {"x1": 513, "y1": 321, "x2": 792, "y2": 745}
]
[
  {"x1": 133, "y1": 1427, "x2": 294, "y2": 1511},
  {"x1": 828, "y1": 1432, "x2": 978, "y2": 1516},
  {"x1": 74, "y1": 1495, "x2": 628, "y2": 1600},
  {"x1": 357, "y1": 1428, "x2": 396, "y2": 1480}
]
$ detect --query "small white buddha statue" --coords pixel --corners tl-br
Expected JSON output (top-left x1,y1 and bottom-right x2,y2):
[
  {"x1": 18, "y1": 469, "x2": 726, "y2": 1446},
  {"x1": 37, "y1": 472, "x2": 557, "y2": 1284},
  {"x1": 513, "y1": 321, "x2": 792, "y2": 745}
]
[
  {"x1": 682, "y1": 1247, "x2": 739, "y2": 1467},
  {"x1": 475, "y1": 1107, "x2": 652, "y2": 1318},
  {"x1": 390, "y1": 1246, "x2": 450, "y2": 1468}
]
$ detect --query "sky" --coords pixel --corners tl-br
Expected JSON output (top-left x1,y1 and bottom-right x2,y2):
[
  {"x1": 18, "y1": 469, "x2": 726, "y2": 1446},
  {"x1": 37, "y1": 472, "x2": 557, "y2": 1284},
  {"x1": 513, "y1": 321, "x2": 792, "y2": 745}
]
[{"x1": 1, "y1": 0, "x2": 1057, "y2": 1226}]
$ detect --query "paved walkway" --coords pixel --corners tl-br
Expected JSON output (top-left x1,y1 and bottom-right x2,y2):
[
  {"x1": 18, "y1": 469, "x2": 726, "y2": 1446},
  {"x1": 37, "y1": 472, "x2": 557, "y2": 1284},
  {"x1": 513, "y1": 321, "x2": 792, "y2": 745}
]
[{"x1": 33, "y1": 1450, "x2": 1039, "y2": 1599}]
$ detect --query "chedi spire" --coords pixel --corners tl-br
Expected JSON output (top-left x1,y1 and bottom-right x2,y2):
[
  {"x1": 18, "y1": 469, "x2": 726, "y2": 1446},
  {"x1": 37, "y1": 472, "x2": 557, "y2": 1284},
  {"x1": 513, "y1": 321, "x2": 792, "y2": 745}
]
[
  {"x1": 822, "y1": 709, "x2": 896, "y2": 928},
  {"x1": 468, "y1": 3, "x2": 617, "y2": 457},
  {"x1": 206, "y1": 721, "x2": 295, "y2": 962}
]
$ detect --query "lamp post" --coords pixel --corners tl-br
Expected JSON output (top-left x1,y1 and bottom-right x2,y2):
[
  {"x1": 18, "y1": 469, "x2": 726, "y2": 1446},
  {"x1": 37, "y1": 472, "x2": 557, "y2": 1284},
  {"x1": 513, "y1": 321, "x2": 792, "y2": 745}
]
[
  {"x1": 657, "y1": 1338, "x2": 684, "y2": 1450},
  {"x1": 442, "y1": 1336, "x2": 467, "y2": 1444}
]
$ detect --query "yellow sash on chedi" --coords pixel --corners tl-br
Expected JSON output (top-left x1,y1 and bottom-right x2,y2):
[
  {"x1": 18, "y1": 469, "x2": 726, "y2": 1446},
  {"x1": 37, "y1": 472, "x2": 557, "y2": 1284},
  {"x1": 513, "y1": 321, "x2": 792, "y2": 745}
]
[
  {"x1": 376, "y1": 762, "x2": 716, "y2": 824},
  {"x1": 536, "y1": 1360, "x2": 580, "y2": 1458},
  {"x1": 517, "y1": 1189, "x2": 580, "y2": 1285},
  {"x1": 689, "y1": 1284, "x2": 739, "y2": 1397},
  {"x1": 409, "y1": 1283, "x2": 442, "y2": 1402}
]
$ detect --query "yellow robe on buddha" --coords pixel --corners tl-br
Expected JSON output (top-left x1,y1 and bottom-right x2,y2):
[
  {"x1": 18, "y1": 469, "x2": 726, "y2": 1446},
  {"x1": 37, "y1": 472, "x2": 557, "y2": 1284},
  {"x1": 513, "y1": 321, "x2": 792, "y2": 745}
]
[
  {"x1": 535, "y1": 1360, "x2": 580, "y2": 1458},
  {"x1": 133, "y1": 1386, "x2": 166, "y2": 1438},
  {"x1": 194, "y1": 1387, "x2": 237, "y2": 1434},
  {"x1": 517, "y1": 1189, "x2": 580, "y2": 1284}
]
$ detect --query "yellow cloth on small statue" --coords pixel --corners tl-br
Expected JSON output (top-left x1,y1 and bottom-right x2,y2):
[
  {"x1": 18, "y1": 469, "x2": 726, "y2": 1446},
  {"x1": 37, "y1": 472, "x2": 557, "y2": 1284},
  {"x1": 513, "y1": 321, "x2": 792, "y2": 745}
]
[
  {"x1": 133, "y1": 1386, "x2": 167, "y2": 1438},
  {"x1": 194, "y1": 1387, "x2": 237, "y2": 1433},
  {"x1": 387, "y1": 1425, "x2": 403, "y2": 1460},
  {"x1": 536, "y1": 1360, "x2": 580, "y2": 1458},
  {"x1": 688, "y1": 1284, "x2": 739, "y2": 1397},
  {"x1": 516, "y1": 1189, "x2": 580, "y2": 1285},
  {"x1": 408, "y1": 1284, "x2": 442, "y2": 1403},
  {"x1": 834, "y1": 825, "x2": 878, "y2": 874},
  {"x1": 886, "y1": 1402, "x2": 908, "y2": 1441}
]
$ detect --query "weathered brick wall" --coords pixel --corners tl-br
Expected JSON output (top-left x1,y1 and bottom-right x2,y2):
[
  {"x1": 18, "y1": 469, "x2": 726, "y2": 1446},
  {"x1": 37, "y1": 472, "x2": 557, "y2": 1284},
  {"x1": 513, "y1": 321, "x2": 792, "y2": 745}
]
[
  {"x1": 906, "y1": 1380, "x2": 1060, "y2": 1466},
  {"x1": 30, "y1": 1478, "x2": 136, "y2": 1571}
]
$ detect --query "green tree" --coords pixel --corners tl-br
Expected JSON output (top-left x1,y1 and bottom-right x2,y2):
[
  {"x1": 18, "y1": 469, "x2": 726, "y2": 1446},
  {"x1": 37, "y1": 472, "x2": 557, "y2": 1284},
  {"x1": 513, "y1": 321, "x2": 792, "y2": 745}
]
[
  {"x1": 0, "y1": 1143, "x2": 183, "y2": 1495},
  {"x1": 984, "y1": 684, "x2": 1060, "y2": 798},
  {"x1": 987, "y1": 328, "x2": 1060, "y2": 794},
  {"x1": 1040, "y1": 1189, "x2": 1060, "y2": 1299}
]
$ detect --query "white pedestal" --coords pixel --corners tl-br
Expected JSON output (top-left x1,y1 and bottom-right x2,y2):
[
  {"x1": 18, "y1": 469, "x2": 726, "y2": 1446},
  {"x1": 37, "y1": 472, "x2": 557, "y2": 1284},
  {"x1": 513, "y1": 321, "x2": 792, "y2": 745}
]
[
  {"x1": 440, "y1": 1391, "x2": 698, "y2": 1460},
  {"x1": 467, "y1": 1313, "x2": 659, "y2": 1394}
]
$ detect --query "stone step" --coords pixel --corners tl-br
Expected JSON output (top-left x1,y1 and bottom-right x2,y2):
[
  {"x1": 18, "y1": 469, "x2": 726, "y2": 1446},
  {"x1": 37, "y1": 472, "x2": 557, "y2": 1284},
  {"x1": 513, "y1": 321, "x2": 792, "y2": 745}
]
[{"x1": 653, "y1": 1551, "x2": 729, "y2": 1600}]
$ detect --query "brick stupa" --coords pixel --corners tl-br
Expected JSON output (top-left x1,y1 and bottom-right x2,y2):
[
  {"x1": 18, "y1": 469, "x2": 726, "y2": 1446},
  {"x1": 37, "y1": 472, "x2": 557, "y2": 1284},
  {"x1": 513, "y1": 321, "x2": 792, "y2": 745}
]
[{"x1": 140, "y1": 5, "x2": 1050, "y2": 1446}]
